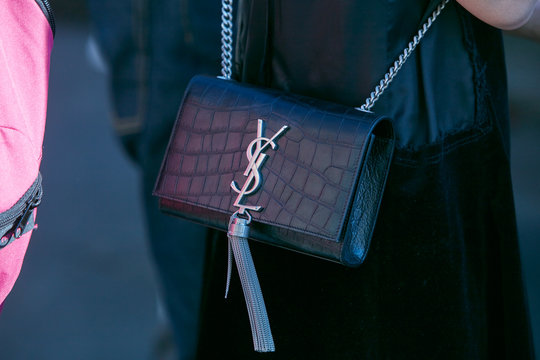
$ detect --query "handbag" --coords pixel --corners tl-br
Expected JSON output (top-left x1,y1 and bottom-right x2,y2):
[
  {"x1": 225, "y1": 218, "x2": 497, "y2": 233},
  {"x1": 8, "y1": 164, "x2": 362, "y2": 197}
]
[{"x1": 154, "y1": 0, "x2": 449, "y2": 352}]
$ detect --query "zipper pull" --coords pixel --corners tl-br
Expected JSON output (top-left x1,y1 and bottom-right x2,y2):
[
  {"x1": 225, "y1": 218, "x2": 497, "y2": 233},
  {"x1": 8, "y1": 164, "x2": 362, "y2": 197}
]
[
  {"x1": 14, "y1": 182, "x2": 42, "y2": 239},
  {"x1": 0, "y1": 199, "x2": 35, "y2": 247},
  {"x1": 0, "y1": 174, "x2": 43, "y2": 248},
  {"x1": 14, "y1": 203, "x2": 35, "y2": 239},
  {"x1": 227, "y1": 212, "x2": 275, "y2": 352}
]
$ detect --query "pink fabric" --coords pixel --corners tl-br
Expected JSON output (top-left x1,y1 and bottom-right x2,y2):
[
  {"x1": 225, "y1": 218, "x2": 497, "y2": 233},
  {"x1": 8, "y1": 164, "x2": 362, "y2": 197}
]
[{"x1": 0, "y1": 0, "x2": 53, "y2": 304}]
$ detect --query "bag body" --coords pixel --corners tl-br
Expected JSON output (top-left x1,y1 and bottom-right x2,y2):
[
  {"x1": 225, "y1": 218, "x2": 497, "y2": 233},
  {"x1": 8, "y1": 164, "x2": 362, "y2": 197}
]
[
  {"x1": 0, "y1": 0, "x2": 54, "y2": 304},
  {"x1": 154, "y1": 75, "x2": 394, "y2": 267}
]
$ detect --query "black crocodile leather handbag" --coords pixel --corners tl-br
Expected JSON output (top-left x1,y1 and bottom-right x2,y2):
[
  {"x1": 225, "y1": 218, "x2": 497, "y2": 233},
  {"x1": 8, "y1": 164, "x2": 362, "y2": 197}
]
[
  {"x1": 155, "y1": 73, "x2": 394, "y2": 266},
  {"x1": 154, "y1": 0, "x2": 448, "y2": 353}
]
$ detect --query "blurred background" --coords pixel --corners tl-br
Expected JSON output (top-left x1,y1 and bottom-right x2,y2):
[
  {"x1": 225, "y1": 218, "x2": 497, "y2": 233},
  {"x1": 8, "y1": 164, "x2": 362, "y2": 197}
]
[{"x1": 0, "y1": 1, "x2": 538, "y2": 359}]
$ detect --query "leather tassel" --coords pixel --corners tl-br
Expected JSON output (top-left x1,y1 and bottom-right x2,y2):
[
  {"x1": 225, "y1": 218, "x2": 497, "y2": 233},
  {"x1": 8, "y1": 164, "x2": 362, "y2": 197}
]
[{"x1": 226, "y1": 215, "x2": 275, "y2": 352}]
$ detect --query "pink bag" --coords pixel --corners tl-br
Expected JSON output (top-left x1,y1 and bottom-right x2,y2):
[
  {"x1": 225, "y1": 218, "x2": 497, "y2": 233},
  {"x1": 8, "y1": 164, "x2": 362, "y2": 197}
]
[{"x1": 0, "y1": 0, "x2": 54, "y2": 305}]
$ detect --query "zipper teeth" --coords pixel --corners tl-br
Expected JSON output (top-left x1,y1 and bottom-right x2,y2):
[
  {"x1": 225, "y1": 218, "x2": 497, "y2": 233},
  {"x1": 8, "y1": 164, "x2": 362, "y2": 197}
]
[
  {"x1": 0, "y1": 176, "x2": 42, "y2": 228},
  {"x1": 34, "y1": 0, "x2": 56, "y2": 37}
]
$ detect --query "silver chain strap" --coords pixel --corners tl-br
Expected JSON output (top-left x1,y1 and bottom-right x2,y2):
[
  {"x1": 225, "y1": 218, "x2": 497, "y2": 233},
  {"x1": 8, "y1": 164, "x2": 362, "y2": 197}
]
[
  {"x1": 358, "y1": 0, "x2": 450, "y2": 111},
  {"x1": 220, "y1": 0, "x2": 234, "y2": 79},
  {"x1": 219, "y1": 0, "x2": 450, "y2": 109}
]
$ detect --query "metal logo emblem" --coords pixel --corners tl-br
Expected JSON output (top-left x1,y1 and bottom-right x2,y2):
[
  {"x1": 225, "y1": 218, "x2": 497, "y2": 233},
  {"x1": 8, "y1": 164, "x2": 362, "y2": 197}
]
[{"x1": 231, "y1": 119, "x2": 289, "y2": 215}]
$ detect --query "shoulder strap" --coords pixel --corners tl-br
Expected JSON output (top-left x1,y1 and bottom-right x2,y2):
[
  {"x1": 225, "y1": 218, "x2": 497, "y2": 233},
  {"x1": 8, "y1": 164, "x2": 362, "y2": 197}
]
[
  {"x1": 219, "y1": 0, "x2": 451, "y2": 111},
  {"x1": 422, "y1": 0, "x2": 448, "y2": 23},
  {"x1": 358, "y1": 0, "x2": 450, "y2": 111}
]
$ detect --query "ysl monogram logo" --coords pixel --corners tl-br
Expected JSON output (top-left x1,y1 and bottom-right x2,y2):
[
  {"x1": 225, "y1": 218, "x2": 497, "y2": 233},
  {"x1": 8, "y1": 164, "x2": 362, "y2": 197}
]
[{"x1": 231, "y1": 119, "x2": 289, "y2": 215}]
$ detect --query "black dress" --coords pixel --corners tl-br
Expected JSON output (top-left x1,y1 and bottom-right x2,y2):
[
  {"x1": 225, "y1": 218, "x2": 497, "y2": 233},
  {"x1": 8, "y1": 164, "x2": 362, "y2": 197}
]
[{"x1": 196, "y1": 1, "x2": 535, "y2": 358}]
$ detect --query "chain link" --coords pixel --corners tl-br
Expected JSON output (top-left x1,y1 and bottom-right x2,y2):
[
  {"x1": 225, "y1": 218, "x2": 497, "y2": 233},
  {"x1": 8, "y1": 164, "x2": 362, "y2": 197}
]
[
  {"x1": 357, "y1": 0, "x2": 450, "y2": 112},
  {"x1": 220, "y1": 0, "x2": 234, "y2": 79}
]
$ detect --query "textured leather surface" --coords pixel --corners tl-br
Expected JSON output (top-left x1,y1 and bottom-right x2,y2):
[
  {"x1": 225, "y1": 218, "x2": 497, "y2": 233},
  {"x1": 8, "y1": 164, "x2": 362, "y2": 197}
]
[
  {"x1": 154, "y1": 75, "x2": 394, "y2": 266},
  {"x1": 342, "y1": 135, "x2": 394, "y2": 266}
]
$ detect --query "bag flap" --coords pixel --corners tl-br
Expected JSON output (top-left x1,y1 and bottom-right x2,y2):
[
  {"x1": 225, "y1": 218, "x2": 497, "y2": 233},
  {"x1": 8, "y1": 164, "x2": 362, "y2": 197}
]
[{"x1": 154, "y1": 75, "x2": 393, "y2": 242}]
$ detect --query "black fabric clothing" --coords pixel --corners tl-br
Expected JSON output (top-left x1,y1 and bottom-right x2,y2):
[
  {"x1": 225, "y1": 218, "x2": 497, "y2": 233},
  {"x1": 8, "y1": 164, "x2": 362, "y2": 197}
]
[{"x1": 196, "y1": 0, "x2": 534, "y2": 358}]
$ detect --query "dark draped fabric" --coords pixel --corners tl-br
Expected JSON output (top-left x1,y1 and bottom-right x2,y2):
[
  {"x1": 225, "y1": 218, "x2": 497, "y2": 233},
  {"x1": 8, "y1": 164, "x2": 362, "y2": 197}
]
[{"x1": 196, "y1": 1, "x2": 534, "y2": 358}]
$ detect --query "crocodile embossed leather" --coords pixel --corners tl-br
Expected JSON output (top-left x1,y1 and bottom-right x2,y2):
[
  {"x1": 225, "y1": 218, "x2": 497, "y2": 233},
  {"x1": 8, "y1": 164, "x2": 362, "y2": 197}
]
[{"x1": 154, "y1": 75, "x2": 394, "y2": 267}]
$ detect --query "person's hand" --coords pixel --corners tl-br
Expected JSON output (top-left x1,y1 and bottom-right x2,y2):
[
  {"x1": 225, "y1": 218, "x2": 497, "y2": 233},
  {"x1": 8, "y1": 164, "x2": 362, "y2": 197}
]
[
  {"x1": 456, "y1": 0, "x2": 538, "y2": 30},
  {"x1": 510, "y1": 2, "x2": 540, "y2": 41}
]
